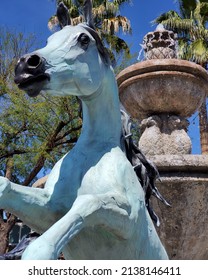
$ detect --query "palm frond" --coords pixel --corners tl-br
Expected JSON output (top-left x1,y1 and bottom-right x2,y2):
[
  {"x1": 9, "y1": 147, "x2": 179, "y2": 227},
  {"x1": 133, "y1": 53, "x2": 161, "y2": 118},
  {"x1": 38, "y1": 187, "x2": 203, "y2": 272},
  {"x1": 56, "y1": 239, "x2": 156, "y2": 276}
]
[
  {"x1": 48, "y1": 14, "x2": 83, "y2": 30},
  {"x1": 187, "y1": 38, "x2": 208, "y2": 63},
  {"x1": 102, "y1": 15, "x2": 131, "y2": 35},
  {"x1": 48, "y1": 16, "x2": 59, "y2": 31},
  {"x1": 154, "y1": 10, "x2": 181, "y2": 24},
  {"x1": 113, "y1": 0, "x2": 132, "y2": 6},
  {"x1": 194, "y1": 2, "x2": 208, "y2": 24},
  {"x1": 92, "y1": 4, "x2": 106, "y2": 17},
  {"x1": 178, "y1": 0, "x2": 197, "y2": 17},
  {"x1": 176, "y1": 38, "x2": 189, "y2": 59},
  {"x1": 158, "y1": 17, "x2": 194, "y2": 35},
  {"x1": 102, "y1": 33, "x2": 130, "y2": 55}
]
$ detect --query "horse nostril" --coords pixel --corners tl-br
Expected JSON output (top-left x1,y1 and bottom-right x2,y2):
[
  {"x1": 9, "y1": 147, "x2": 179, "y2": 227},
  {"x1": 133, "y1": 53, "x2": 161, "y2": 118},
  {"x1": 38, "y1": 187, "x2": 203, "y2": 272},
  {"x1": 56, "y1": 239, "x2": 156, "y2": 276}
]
[{"x1": 27, "y1": 54, "x2": 42, "y2": 68}]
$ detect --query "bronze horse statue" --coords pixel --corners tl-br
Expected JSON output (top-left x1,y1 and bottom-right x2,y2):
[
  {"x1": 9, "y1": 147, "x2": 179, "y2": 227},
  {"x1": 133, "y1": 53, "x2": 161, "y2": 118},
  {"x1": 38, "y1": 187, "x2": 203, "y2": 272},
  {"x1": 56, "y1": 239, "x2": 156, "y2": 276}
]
[{"x1": 0, "y1": 1, "x2": 168, "y2": 259}]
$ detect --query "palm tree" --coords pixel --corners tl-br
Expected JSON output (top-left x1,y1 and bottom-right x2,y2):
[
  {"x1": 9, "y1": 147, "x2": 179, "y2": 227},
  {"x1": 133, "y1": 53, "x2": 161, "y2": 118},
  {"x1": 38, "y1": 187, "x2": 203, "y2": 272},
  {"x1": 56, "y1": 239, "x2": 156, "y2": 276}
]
[
  {"x1": 154, "y1": 0, "x2": 208, "y2": 154},
  {"x1": 48, "y1": 0, "x2": 132, "y2": 66}
]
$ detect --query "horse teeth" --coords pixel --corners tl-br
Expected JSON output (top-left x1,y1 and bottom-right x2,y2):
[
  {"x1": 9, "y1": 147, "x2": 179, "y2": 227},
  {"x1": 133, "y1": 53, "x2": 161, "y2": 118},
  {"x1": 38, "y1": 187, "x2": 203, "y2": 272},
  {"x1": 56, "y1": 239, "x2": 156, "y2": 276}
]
[{"x1": 22, "y1": 73, "x2": 32, "y2": 79}]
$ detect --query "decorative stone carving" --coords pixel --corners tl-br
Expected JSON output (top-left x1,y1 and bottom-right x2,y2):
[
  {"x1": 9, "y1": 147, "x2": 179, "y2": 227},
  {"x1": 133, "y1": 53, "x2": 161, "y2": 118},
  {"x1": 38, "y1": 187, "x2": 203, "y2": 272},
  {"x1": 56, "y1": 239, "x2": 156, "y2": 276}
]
[
  {"x1": 139, "y1": 115, "x2": 191, "y2": 155},
  {"x1": 143, "y1": 24, "x2": 177, "y2": 59}
]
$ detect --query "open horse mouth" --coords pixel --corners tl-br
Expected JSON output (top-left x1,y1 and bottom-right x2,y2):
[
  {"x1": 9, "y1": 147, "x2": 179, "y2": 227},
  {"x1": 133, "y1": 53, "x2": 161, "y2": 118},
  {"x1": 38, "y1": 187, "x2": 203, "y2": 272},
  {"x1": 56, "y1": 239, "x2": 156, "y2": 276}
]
[
  {"x1": 14, "y1": 54, "x2": 50, "y2": 97},
  {"x1": 15, "y1": 73, "x2": 50, "y2": 97}
]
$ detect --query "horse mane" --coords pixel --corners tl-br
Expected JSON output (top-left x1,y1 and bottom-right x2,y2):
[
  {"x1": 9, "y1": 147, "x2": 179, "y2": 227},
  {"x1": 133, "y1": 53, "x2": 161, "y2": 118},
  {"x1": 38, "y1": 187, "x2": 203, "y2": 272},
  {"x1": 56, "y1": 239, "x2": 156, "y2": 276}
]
[{"x1": 121, "y1": 110, "x2": 170, "y2": 226}]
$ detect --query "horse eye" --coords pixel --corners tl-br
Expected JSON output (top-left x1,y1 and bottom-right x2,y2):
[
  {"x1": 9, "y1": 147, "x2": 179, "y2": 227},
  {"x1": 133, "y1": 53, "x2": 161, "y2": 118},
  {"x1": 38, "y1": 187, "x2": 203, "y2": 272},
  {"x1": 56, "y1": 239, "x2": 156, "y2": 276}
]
[{"x1": 78, "y1": 33, "x2": 90, "y2": 48}]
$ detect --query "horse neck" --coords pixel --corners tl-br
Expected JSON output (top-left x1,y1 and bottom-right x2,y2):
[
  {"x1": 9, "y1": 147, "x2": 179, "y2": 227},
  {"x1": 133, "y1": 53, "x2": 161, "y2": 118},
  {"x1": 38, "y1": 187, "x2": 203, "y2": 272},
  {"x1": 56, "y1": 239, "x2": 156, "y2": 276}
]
[{"x1": 77, "y1": 68, "x2": 122, "y2": 151}]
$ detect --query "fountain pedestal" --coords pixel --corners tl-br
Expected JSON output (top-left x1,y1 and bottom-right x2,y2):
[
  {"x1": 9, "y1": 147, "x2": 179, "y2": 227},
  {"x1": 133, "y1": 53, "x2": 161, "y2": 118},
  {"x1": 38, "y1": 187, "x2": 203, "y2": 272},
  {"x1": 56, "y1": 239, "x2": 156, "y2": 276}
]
[{"x1": 150, "y1": 155, "x2": 208, "y2": 259}]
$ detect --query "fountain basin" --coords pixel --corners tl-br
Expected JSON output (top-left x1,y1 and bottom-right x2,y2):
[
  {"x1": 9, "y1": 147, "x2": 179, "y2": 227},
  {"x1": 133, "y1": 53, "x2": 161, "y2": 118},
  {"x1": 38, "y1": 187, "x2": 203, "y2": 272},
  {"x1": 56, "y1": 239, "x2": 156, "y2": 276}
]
[{"x1": 117, "y1": 59, "x2": 208, "y2": 120}]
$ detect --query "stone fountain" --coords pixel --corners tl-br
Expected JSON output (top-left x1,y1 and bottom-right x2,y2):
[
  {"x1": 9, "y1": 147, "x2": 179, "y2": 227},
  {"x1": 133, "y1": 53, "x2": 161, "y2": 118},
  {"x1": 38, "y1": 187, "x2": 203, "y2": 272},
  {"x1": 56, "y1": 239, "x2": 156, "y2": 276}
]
[
  {"x1": 117, "y1": 26, "x2": 208, "y2": 259},
  {"x1": 117, "y1": 25, "x2": 208, "y2": 156}
]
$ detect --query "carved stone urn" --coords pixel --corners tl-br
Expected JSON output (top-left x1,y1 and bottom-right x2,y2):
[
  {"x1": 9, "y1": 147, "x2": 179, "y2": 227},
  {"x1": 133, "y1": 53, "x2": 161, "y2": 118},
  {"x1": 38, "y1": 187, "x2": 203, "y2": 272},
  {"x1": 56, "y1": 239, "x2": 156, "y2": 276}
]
[
  {"x1": 117, "y1": 26, "x2": 208, "y2": 155},
  {"x1": 117, "y1": 59, "x2": 208, "y2": 155}
]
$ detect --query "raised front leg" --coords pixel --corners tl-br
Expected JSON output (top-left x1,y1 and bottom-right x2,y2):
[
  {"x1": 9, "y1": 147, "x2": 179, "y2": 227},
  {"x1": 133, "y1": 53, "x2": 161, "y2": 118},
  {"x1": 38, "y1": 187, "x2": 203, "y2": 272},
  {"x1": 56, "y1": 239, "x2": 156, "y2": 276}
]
[
  {"x1": 22, "y1": 192, "x2": 132, "y2": 260},
  {"x1": 0, "y1": 176, "x2": 53, "y2": 233}
]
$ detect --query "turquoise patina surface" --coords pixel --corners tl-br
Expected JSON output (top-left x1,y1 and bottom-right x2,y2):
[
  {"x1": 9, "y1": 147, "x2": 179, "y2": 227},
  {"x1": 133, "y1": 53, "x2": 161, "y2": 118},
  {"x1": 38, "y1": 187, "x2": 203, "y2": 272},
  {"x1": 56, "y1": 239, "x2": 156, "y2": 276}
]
[{"x1": 0, "y1": 1, "x2": 168, "y2": 260}]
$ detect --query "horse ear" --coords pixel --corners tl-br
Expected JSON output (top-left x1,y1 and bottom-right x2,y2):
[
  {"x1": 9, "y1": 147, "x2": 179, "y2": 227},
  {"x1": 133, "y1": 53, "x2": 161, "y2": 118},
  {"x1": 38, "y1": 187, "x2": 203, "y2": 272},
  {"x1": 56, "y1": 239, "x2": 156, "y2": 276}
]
[
  {"x1": 83, "y1": 0, "x2": 95, "y2": 29},
  {"x1": 57, "y1": 2, "x2": 71, "y2": 28}
]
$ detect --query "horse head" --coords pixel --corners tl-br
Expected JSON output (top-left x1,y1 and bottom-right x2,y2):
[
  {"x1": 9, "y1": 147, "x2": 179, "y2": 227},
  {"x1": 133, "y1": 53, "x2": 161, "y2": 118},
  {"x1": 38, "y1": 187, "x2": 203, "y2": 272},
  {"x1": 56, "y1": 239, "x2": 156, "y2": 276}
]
[{"x1": 14, "y1": 1, "x2": 110, "y2": 98}]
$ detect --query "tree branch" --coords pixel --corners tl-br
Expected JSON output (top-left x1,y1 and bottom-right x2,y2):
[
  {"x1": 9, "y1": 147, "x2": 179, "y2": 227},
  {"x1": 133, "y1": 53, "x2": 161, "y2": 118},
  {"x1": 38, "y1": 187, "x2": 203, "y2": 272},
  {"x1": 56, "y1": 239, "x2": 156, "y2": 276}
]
[
  {"x1": 0, "y1": 150, "x2": 27, "y2": 160},
  {"x1": 22, "y1": 120, "x2": 74, "y2": 186}
]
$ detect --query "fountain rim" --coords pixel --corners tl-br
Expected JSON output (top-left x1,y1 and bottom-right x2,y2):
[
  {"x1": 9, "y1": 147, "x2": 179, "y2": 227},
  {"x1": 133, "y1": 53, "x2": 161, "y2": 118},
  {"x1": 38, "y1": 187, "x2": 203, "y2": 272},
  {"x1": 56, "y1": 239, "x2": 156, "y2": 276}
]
[{"x1": 117, "y1": 59, "x2": 208, "y2": 89}]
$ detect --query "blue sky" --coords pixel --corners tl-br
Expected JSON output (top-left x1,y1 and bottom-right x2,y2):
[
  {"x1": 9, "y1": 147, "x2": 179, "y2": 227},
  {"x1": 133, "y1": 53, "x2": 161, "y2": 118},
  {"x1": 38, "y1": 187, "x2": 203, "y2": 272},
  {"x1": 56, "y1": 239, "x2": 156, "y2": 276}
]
[
  {"x1": 0, "y1": 0, "x2": 178, "y2": 54},
  {"x1": 0, "y1": 0, "x2": 201, "y2": 153}
]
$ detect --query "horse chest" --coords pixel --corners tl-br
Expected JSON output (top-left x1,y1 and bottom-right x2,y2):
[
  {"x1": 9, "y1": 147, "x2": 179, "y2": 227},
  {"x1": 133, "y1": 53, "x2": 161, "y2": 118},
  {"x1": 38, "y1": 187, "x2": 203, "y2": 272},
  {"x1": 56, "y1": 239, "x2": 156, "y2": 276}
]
[
  {"x1": 78, "y1": 147, "x2": 128, "y2": 195},
  {"x1": 46, "y1": 147, "x2": 127, "y2": 201}
]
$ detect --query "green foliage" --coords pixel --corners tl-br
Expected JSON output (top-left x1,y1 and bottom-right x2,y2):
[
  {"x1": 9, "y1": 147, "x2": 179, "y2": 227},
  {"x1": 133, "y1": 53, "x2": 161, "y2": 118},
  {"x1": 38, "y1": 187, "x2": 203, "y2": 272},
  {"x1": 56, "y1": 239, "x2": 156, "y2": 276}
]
[{"x1": 154, "y1": 0, "x2": 208, "y2": 66}]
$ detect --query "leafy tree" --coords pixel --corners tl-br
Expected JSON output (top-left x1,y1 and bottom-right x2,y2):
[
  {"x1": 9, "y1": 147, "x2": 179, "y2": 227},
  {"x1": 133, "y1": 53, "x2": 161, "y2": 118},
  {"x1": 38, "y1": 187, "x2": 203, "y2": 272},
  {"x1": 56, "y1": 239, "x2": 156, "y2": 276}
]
[
  {"x1": 154, "y1": 0, "x2": 208, "y2": 154},
  {"x1": 49, "y1": 0, "x2": 132, "y2": 66},
  {"x1": 0, "y1": 28, "x2": 82, "y2": 253}
]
